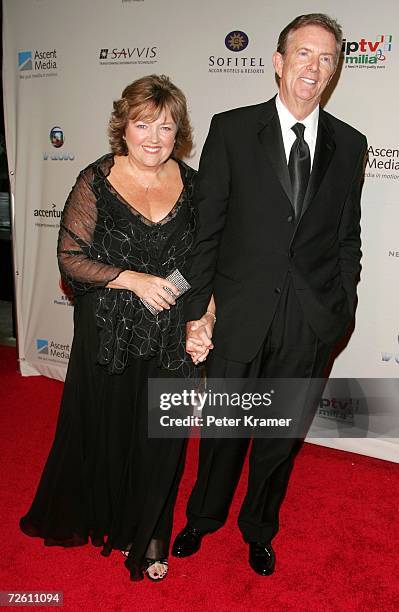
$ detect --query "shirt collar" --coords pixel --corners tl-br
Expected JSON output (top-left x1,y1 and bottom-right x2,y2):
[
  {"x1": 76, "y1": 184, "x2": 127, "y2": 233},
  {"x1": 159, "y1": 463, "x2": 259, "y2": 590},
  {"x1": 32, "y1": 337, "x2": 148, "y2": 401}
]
[{"x1": 275, "y1": 94, "x2": 319, "y2": 143}]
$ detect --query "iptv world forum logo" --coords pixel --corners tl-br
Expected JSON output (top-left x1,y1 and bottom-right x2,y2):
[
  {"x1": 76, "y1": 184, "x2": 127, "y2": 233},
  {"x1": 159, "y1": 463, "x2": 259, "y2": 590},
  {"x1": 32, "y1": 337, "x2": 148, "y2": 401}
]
[{"x1": 342, "y1": 34, "x2": 393, "y2": 66}]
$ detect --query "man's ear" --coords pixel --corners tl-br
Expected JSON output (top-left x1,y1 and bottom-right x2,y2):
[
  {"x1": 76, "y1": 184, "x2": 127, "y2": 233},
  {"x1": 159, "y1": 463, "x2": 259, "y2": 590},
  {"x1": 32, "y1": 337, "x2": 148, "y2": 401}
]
[{"x1": 272, "y1": 52, "x2": 283, "y2": 78}]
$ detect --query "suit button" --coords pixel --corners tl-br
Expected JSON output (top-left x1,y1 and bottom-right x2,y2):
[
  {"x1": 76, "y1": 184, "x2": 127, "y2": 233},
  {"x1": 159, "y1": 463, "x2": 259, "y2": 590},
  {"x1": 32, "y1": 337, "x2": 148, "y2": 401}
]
[
  {"x1": 287, "y1": 215, "x2": 293, "y2": 222},
  {"x1": 274, "y1": 287, "x2": 281, "y2": 294},
  {"x1": 288, "y1": 249, "x2": 294, "y2": 258}
]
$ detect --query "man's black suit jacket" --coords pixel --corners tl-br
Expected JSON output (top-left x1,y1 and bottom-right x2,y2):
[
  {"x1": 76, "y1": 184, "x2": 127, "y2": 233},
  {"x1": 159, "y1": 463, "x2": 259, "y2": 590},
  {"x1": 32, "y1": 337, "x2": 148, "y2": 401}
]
[{"x1": 185, "y1": 96, "x2": 367, "y2": 363}]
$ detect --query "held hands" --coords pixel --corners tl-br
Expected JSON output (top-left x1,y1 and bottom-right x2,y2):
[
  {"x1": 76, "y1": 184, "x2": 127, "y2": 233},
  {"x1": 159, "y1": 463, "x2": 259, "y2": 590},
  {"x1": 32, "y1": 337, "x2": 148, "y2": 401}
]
[
  {"x1": 108, "y1": 272, "x2": 216, "y2": 361},
  {"x1": 186, "y1": 312, "x2": 216, "y2": 365},
  {"x1": 108, "y1": 270, "x2": 179, "y2": 312}
]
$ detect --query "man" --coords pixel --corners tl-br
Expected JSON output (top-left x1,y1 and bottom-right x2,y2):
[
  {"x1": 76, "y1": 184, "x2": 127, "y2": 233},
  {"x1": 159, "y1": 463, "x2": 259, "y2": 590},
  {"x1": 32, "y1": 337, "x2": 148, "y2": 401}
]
[{"x1": 172, "y1": 14, "x2": 367, "y2": 575}]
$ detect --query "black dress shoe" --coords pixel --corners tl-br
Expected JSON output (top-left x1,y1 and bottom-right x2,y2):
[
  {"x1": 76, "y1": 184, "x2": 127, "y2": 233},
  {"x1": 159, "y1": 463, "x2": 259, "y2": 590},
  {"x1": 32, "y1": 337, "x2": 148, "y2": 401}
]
[
  {"x1": 249, "y1": 542, "x2": 275, "y2": 576},
  {"x1": 172, "y1": 526, "x2": 205, "y2": 558}
]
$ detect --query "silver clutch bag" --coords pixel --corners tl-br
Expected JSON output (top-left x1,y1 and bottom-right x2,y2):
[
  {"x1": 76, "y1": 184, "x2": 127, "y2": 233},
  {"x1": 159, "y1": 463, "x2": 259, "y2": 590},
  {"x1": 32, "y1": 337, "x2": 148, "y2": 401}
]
[{"x1": 140, "y1": 268, "x2": 191, "y2": 315}]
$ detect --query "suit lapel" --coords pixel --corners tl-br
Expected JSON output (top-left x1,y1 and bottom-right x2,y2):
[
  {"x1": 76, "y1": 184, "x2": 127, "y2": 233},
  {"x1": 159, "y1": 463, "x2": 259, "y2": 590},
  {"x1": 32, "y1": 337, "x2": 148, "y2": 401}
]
[
  {"x1": 300, "y1": 110, "x2": 336, "y2": 219},
  {"x1": 257, "y1": 100, "x2": 292, "y2": 206}
]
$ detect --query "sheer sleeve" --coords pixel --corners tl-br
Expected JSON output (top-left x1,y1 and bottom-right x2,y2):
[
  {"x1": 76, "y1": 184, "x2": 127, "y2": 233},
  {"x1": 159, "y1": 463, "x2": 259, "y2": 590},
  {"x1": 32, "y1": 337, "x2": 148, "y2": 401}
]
[{"x1": 57, "y1": 166, "x2": 123, "y2": 295}]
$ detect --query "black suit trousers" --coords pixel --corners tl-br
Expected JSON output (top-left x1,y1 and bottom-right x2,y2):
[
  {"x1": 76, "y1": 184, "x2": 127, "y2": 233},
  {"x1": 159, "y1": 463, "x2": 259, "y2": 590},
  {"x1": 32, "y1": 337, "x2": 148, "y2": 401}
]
[{"x1": 186, "y1": 278, "x2": 333, "y2": 543}]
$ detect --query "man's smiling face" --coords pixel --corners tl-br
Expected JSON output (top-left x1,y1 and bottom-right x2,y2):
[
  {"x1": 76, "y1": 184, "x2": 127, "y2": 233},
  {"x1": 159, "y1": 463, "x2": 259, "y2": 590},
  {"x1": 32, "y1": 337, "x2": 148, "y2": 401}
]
[{"x1": 273, "y1": 24, "x2": 337, "y2": 117}]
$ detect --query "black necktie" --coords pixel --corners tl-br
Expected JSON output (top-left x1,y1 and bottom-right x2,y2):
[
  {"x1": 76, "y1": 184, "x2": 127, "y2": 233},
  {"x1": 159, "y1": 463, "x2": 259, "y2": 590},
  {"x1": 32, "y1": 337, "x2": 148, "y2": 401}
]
[{"x1": 288, "y1": 123, "x2": 310, "y2": 220}]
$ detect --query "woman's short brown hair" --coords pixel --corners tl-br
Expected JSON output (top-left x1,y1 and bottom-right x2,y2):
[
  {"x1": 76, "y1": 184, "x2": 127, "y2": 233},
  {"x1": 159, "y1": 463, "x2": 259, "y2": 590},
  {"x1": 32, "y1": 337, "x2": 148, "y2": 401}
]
[{"x1": 109, "y1": 74, "x2": 193, "y2": 159}]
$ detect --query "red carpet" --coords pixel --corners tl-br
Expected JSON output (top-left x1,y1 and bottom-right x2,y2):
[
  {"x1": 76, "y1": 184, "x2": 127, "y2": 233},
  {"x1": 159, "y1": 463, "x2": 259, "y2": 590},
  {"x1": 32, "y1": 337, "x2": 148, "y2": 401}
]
[{"x1": 0, "y1": 345, "x2": 398, "y2": 611}]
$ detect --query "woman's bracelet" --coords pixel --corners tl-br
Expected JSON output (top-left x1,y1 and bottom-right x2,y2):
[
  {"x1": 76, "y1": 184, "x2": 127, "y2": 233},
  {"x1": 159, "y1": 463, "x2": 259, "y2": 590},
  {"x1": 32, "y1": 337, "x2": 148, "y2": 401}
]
[{"x1": 205, "y1": 310, "x2": 216, "y2": 323}]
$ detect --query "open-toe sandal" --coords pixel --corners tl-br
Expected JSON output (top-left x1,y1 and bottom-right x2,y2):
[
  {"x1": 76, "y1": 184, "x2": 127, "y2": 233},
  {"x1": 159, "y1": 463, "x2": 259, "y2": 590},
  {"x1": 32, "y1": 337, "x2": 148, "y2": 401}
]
[{"x1": 144, "y1": 558, "x2": 168, "y2": 581}]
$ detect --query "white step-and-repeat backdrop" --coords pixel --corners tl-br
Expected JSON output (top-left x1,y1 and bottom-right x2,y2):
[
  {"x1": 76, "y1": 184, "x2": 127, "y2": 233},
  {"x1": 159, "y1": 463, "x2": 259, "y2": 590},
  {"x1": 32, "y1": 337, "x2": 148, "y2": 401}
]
[{"x1": 3, "y1": 0, "x2": 399, "y2": 462}]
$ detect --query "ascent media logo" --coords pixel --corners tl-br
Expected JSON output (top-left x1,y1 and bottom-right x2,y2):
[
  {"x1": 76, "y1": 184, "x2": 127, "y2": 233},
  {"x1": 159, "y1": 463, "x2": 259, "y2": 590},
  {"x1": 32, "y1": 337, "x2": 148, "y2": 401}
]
[
  {"x1": 209, "y1": 30, "x2": 264, "y2": 75},
  {"x1": 18, "y1": 51, "x2": 32, "y2": 71},
  {"x1": 36, "y1": 338, "x2": 70, "y2": 361},
  {"x1": 99, "y1": 45, "x2": 158, "y2": 65},
  {"x1": 365, "y1": 144, "x2": 399, "y2": 181},
  {"x1": 36, "y1": 339, "x2": 48, "y2": 355},
  {"x1": 18, "y1": 48, "x2": 58, "y2": 79},
  {"x1": 43, "y1": 126, "x2": 75, "y2": 161},
  {"x1": 342, "y1": 34, "x2": 393, "y2": 69}
]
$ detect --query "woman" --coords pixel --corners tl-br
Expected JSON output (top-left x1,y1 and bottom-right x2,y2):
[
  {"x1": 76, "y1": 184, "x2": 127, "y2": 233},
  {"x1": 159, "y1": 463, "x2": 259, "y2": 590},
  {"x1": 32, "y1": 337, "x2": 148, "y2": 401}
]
[{"x1": 20, "y1": 74, "x2": 215, "y2": 582}]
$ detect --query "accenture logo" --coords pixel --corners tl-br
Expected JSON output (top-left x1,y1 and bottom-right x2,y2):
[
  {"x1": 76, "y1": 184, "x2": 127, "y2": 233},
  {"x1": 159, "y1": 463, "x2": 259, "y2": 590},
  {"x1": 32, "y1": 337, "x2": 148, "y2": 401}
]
[
  {"x1": 33, "y1": 202, "x2": 62, "y2": 223},
  {"x1": 225, "y1": 31, "x2": 249, "y2": 52}
]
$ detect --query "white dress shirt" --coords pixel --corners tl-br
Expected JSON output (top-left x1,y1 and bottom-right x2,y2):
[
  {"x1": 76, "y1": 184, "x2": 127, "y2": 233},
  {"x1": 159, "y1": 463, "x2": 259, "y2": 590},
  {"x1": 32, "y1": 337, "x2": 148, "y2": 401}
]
[{"x1": 275, "y1": 94, "x2": 319, "y2": 171}]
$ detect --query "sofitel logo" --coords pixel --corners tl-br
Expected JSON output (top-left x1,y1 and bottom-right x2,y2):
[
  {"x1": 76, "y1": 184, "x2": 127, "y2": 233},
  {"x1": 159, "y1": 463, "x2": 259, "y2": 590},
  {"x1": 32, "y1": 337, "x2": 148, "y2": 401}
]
[
  {"x1": 225, "y1": 31, "x2": 249, "y2": 52},
  {"x1": 209, "y1": 30, "x2": 264, "y2": 75}
]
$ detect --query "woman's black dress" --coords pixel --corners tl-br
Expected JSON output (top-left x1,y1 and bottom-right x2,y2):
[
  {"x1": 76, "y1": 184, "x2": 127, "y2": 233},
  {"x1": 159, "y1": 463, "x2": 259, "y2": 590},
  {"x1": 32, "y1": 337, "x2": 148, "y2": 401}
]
[{"x1": 20, "y1": 154, "x2": 197, "y2": 579}]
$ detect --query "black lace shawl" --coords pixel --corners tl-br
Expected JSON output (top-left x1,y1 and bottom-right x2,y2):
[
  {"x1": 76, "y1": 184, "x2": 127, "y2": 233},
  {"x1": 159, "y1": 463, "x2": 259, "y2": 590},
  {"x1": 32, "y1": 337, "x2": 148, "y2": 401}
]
[{"x1": 57, "y1": 154, "x2": 197, "y2": 376}]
